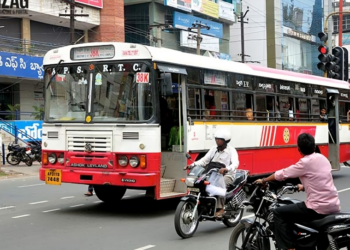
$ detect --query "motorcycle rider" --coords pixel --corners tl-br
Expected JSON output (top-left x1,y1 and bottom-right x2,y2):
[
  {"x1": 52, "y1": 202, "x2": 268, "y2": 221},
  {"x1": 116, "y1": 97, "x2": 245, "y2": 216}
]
[
  {"x1": 254, "y1": 133, "x2": 340, "y2": 250},
  {"x1": 189, "y1": 128, "x2": 239, "y2": 218}
]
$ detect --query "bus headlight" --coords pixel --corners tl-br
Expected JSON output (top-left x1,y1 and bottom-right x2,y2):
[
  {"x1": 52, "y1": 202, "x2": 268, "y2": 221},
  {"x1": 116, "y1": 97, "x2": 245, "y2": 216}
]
[
  {"x1": 129, "y1": 156, "x2": 139, "y2": 168},
  {"x1": 57, "y1": 153, "x2": 64, "y2": 165},
  {"x1": 48, "y1": 153, "x2": 57, "y2": 164},
  {"x1": 118, "y1": 155, "x2": 128, "y2": 167}
]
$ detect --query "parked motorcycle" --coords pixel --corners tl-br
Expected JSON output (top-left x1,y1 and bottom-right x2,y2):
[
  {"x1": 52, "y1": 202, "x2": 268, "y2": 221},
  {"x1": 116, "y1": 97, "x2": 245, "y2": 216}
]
[
  {"x1": 229, "y1": 182, "x2": 350, "y2": 250},
  {"x1": 174, "y1": 154, "x2": 249, "y2": 238},
  {"x1": 6, "y1": 142, "x2": 33, "y2": 166},
  {"x1": 26, "y1": 143, "x2": 41, "y2": 163}
]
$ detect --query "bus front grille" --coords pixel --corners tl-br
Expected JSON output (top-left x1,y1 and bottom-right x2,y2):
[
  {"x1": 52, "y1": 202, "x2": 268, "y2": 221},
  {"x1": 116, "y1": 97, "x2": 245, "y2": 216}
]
[{"x1": 67, "y1": 131, "x2": 112, "y2": 152}]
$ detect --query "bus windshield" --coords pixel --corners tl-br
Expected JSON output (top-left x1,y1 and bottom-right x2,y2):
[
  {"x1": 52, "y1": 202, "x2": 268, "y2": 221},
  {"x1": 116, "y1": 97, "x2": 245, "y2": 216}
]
[{"x1": 45, "y1": 62, "x2": 153, "y2": 122}]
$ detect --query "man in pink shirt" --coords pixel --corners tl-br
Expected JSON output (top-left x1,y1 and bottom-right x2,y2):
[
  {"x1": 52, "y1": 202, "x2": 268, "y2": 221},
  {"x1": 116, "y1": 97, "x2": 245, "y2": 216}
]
[{"x1": 255, "y1": 133, "x2": 340, "y2": 250}]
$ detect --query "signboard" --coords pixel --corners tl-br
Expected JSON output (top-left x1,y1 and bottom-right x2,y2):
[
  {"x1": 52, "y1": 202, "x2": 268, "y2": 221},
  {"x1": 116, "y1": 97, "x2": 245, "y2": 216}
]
[
  {"x1": 174, "y1": 11, "x2": 223, "y2": 38},
  {"x1": 204, "y1": 70, "x2": 226, "y2": 86},
  {"x1": 0, "y1": 120, "x2": 43, "y2": 142},
  {"x1": 0, "y1": 52, "x2": 43, "y2": 79},
  {"x1": 218, "y1": 0, "x2": 235, "y2": 22},
  {"x1": 283, "y1": 26, "x2": 316, "y2": 43},
  {"x1": 0, "y1": 0, "x2": 29, "y2": 14},
  {"x1": 164, "y1": 0, "x2": 191, "y2": 12},
  {"x1": 71, "y1": 45, "x2": 115, "y2": 60},
  {"x1": 191, "y1": 0, "x2": 219, "y2": 19},
  {"x1": 180, "y1": 30, "x2": 220, "y2": 52},
  {"x1": 76, "y1": 0, "x2": 103, "y2": 8}
]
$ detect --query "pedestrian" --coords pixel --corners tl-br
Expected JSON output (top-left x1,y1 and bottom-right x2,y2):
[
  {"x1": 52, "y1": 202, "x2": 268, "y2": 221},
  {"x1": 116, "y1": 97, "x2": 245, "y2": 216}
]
[{"x1": 85, "y1": 185, "x2": 93, "y2": 196}]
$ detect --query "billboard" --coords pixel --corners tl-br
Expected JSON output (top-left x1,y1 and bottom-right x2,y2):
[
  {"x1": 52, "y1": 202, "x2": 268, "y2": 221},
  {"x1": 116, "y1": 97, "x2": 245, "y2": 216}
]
[
  {"x1": 164, "y1": 0, "x2": 191, "y2": 12},
  {"x1": 218, "y1": 0, "x2": 235, "y2": 22},
  {"x1": 180, "y1": 30, "x2": 220, "y2": 52},
  {"x1": 76, "y1": 0, "x2": 103, "y2": 8},
  {"x1": 191, "y1": 0, "x2": 219, "y2": 19},
  {"x1": 173, "y1": 11, "x2": 223, "y2": 38}
]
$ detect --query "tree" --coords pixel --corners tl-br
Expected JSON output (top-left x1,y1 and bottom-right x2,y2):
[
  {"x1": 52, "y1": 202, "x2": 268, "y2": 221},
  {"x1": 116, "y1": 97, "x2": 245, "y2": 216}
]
[
  {"x1": 6, "y1": 104, "x2": 20, "y2": 120},
  {"x1": 31, "y1": 105, "x2": 44, "y2": 120}
]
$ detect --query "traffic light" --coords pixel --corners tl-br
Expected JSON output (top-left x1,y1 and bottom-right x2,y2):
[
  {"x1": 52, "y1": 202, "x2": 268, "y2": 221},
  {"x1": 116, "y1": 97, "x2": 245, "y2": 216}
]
[
  {"x1": 317, "y1": 32, "x2": 329, "y2": 73},
  {"x1": 343, "y1": 47, "x2": 349, "y2": 82},
  {"x1": 328, "y1": 46, "x2": 344, "y2": 80}
]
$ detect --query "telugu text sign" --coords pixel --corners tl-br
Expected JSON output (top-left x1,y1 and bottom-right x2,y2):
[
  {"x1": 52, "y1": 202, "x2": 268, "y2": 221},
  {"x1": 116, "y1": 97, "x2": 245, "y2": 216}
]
[{"x1": 76, "y1": 0, "x2": 103, "y2": 8}]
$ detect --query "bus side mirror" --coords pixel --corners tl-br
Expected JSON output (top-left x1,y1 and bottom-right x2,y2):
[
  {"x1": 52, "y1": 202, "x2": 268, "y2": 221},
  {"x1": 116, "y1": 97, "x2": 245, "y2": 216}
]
[{"x1": 160, "y1": 73, "x2": 173, "y2": 96}]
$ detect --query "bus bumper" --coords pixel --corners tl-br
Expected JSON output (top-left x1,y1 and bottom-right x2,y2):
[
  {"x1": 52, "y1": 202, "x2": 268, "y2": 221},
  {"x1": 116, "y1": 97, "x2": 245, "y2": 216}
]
[{"x1": 39, "y1": 168, "x2": 158, "y2": 187}]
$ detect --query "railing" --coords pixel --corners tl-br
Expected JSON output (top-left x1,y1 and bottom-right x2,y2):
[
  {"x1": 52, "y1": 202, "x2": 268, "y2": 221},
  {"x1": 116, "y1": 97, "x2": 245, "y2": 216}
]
[{"x1": 0, "y1": 35, "x2": 68, "y2": 56}]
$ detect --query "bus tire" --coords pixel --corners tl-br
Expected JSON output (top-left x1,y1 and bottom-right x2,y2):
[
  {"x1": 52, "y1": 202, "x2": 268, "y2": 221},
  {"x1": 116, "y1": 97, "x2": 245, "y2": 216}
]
[{"x1": 93, "y1": 185, "x2": 126, "y2": 204}]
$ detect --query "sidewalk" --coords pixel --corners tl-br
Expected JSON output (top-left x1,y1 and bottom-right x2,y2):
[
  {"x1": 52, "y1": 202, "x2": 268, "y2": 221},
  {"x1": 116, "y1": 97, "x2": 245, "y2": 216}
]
[{"x1": 0, "y1": 162, "x2": 41, "y2": 178}]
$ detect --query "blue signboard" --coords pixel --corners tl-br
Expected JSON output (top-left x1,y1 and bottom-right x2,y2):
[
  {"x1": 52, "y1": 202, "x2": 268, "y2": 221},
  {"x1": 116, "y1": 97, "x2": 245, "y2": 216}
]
[
  {"x1": 16, "y1": 121, "x2": 42, "y2": 142},
  {"x1": 0, "y1": 52, "x2": 44, "y2": 80},
  {"x1": 173, "y1": 11, "x2": 223, "y2": 38}
]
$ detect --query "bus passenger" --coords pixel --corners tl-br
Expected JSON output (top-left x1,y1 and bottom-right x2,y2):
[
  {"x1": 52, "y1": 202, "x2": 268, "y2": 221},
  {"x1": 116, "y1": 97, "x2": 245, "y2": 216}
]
[
  {"x1": 320, "y1": 108, "x2": 328, "y2": 122},
  {"x1": 246, "y1": 108, "x2": 254, "y2": 121},
  {"x1": 188, "y1": 129, "x2": 239, "y2": 218},
  {"x1": 204, "y1": 96, "x2": 216, "y2": 119},
  {"x1": 287, "y1": 103, "x2": 294, "y2": 121},
  {"x1": 275, "y1": 101, "x2": 281, "y2": 121},
  {"x1": 347, "y1": 109, "x2": 350, "y2": 122}
]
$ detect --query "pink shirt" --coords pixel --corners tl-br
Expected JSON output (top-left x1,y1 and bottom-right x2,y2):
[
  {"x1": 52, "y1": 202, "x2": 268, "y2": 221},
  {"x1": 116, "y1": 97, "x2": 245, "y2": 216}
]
[{"x1": 275, "y1": 153, "x2": 340, "y2": 214}]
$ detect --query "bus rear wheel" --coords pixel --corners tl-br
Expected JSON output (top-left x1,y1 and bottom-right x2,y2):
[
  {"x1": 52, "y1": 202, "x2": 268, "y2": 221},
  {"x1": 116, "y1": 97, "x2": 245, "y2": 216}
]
[{"x1": 93, "y1": 185, "x2": 126, "y2": 204}]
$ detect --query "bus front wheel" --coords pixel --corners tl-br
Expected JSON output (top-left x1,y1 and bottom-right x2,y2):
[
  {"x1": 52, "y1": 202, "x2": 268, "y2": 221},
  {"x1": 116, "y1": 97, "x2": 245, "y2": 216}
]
[{"x1": 93, "y1": 185, "x2": 126, "y2": 204}]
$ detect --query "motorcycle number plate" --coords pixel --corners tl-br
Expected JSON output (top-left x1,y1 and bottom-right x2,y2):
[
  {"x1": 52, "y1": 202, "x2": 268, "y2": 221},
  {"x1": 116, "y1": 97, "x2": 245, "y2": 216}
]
[
  {"x1": 45, "y1": 169, "x2": 62, "y2": 185},
  {"x1": 188, "y1": 187, "x2": 200, "y2": 192}
]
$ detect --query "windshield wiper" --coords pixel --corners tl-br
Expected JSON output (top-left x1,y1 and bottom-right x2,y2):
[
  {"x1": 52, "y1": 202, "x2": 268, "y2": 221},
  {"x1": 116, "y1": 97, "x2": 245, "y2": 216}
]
[{"x1": 46, "y1": 59, "x2": 64, "y2": 90}]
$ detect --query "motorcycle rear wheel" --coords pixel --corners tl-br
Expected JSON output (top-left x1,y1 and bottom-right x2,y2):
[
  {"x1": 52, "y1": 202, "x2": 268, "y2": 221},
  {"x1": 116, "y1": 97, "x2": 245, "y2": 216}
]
[
  {"x1": 6, "y1": 153, "x2": 20, "y2": 165},
  {"x1": 24, "y1": 159, "x2": 33, "y2": 166},
  {"x1": 223, "y1": 207, "x2": 244, "y2": 227},
  {"x1": 229, "y1": 222, "x2": 269, "y2": 250},
  {"x1": 174, "y1": 200, "x2": 199, "y2": 238}
]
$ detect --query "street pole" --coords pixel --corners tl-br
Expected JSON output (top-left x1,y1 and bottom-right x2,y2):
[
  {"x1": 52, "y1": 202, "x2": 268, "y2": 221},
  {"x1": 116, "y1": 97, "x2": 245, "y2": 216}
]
[
  {"x1": 340, "y1": 0, "x2": 343, "y2": 46},
  {"x1": 157, "y1": 26, "x2": 162, "y2": 48},
  {"x1": 238, "y1": 2, "x2": 249, "y2": 63},
  {"x1": 196, "y1": 27, "x2": 201, "y2": 55}
]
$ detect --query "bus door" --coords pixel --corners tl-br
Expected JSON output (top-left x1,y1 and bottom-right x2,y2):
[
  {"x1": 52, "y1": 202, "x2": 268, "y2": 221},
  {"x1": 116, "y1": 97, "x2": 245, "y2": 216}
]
[
  {"x1": 157, "y1": 63, "x2": 188, "y2": 197},
  {"x1": 326, "y1": 88, "x2": 340, "y2": 170}
]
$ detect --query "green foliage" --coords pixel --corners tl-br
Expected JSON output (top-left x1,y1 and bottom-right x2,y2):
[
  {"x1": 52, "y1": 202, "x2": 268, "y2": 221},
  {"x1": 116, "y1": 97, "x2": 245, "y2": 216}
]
[
  {"x1": 6, "y1": 104, "x2": 20, "y2": 120},
  {"x1": 31, "y1": 105, "x2": 44, "y2": 120}
]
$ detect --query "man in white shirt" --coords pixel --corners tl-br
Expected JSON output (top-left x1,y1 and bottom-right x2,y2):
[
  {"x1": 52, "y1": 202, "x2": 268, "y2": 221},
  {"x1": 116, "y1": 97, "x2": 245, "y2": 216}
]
[{"x1": 190, "y1": 129, "x2": 239, "y2": 218}]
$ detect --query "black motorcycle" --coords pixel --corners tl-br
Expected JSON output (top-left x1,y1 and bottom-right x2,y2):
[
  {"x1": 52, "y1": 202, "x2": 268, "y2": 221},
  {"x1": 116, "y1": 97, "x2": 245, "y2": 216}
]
[
  {"x1": 6, "y1": 142, "x2": 33, "y2": 166},
  {"x1": 26, "y1": 143, "x2": 41, "y2": 163},
  {"x1": 174, "y1": 155, "x2": 249, "y2": 238},
  {"x1": 229, "y1": 181, "x2": 350, "y2": 250}
]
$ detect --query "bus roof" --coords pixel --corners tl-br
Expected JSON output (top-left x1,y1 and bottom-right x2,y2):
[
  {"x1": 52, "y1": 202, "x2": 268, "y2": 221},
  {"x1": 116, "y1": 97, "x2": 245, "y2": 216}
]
[{"x1": 43, "y1": 42, "x2": 350, "y2": 90}]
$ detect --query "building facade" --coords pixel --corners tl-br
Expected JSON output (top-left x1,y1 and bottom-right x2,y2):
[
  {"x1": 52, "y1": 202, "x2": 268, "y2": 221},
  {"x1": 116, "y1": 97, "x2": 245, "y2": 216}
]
[{"x1": 230, "y1": 0, "x2": 323, "y2": 77}]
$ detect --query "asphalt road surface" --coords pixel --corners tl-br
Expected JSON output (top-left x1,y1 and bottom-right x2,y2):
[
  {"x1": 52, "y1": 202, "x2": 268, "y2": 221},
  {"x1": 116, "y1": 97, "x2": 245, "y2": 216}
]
[{"x1": 1, "y1": 167, "x2": 350, "y2": 250}]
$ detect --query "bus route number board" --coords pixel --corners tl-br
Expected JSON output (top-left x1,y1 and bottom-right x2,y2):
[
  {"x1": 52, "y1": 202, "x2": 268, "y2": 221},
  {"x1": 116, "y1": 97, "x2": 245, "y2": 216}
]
[
  {"x1": 136, "y1": 72, "x2": 149, "y2": 83},
  {"x1": 45, "y1": 169, "x2": 62, "y2": 185}
]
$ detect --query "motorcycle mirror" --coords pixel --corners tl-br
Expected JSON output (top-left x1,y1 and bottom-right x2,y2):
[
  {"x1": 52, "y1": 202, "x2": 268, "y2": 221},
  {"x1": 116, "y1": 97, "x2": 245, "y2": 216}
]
[{"x1": 185, "y1": 153, "x2": 191, "y2": 160}]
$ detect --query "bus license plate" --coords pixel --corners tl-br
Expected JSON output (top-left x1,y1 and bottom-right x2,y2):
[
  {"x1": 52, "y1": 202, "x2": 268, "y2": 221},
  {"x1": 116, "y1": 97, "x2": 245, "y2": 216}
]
[
  {"x1": 188, "y1": 187, "x2": 200, "y2": 192},
  {"x1": 45, "y1": 169, "x2": 62, "y2": 185}
]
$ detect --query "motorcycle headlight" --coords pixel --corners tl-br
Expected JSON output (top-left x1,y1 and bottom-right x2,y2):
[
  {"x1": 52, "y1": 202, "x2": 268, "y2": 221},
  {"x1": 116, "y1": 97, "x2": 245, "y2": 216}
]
[
  {"x1": 185, "y1": 177, "x2": 196, "y2": 187},
  {"x1": 118, "y1": 155, "x2": 128, "y2": 167},
  {"x1": 129, "y1": 156, "x2": 139, "y2": 168},
  {"x1": 48, "y1": 153, "x2": 57, "y2": 164},
  {"x1": 57, "y1": 153, "x2": 64, "y2": 165}
]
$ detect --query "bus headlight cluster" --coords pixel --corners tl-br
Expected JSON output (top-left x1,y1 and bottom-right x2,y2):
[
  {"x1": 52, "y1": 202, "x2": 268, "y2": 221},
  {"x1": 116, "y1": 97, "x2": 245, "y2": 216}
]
[
  {"x1": 129, "y1": 156, "x2": 140, "y2": 168},
  {"x1": 48, "y1": 153, "x2": 57, "y2": 164},
  {"x1": 118, "y1": 156, "x2": 128, "y2": 167},
  {"x1": 57, "y1": 153, "x2": 64, "y2": 165}
]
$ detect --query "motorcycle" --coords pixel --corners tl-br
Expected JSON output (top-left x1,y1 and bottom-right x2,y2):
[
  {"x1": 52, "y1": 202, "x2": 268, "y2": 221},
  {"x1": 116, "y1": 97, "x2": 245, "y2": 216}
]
[
  {"x1": 229, "y1": 181, "x2": 350, "y2": 250},
  {"x1": 6, "y1": 142, "x2": 33, "y2": 166},
  {"x1": 174, "y1": 154, "x2": 249, "y2": 238},
  {"x1": 25, "y1": 143, "x2": 41, "y2": 163}
]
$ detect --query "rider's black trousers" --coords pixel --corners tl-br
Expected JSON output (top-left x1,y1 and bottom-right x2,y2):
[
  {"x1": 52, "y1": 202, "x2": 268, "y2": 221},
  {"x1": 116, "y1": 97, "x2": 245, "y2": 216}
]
[{"x1": 273, "y1": 202, "x2": 326, "y2": 249}]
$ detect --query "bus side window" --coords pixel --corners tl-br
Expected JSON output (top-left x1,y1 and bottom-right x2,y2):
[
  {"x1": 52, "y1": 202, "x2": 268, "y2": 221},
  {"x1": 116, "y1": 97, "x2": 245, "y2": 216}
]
[{"x1": 255, "y1": 95, "x2": 267, "y2": 121}]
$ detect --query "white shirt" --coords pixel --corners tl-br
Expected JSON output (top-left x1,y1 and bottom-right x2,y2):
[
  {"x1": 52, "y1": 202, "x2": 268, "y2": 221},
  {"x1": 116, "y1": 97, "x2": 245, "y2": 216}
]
[{"x1": 194, "y1": 145, "x2": 239, "y2": 174}]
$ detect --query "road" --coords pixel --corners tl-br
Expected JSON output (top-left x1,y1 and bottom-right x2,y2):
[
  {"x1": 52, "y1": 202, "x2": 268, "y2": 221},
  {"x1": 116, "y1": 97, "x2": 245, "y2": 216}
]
[{"x1": 1, "y1": 167, "x2": 350, "y2": 250}]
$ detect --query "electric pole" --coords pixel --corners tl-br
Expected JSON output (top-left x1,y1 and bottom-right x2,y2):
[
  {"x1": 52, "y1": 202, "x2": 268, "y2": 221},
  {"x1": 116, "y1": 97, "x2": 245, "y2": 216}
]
[
  {"x1": 148, "y1": 24, "x2": 172, "y2": 48},
  {"x1": 59, "y1": 0, "x2": 89, "y2": 44},
  {"x1": 188, "y1": 21, "x2": 210, "y2": 55},
  {"x1": 238, "y1": 3, "x2": 249, "y2": 63}
]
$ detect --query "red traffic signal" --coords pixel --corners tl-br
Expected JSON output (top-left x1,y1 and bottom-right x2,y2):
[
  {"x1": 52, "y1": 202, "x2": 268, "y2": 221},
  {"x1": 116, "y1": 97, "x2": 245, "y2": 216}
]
[{"x1": 318, "y1": 45, "x2": 328, "y2": 54}]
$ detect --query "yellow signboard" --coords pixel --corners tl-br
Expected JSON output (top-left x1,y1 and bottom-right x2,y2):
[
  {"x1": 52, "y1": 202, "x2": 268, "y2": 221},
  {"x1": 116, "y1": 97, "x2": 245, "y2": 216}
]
[{"x1": 192, "y1": 0, "x2": 219, "y2": 19}]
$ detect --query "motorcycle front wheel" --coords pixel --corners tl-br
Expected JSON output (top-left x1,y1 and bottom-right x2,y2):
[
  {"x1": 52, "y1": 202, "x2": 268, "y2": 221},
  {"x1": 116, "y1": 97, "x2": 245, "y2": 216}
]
[
  {"x1": 174, "y1": 200, "x2": 199, "y2": 239},
  {"x1": 229, "y1": 222, "x2": 269, "y2": 250},
  {"x1": 24, "y1": 159, "x2": 33, "y2": 166},
  {"x1": 6, "y1": 153, "x2": 20, "y2": 165},
  {"x1": 223, "y1": 207, "x2": 244, "y2": 227}
]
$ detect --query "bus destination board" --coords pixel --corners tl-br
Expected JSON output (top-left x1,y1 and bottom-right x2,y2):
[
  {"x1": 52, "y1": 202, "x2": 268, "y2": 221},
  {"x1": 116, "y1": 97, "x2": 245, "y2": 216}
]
[{"x1": 71, "y1": 45, "x2": 115, "y2": 60}]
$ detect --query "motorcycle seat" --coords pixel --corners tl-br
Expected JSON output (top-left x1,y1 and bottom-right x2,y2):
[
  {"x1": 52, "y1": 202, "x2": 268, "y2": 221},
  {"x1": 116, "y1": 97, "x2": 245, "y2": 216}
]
[{"x1": 300, "y1": 212, "x2": 350, "y2": 229}]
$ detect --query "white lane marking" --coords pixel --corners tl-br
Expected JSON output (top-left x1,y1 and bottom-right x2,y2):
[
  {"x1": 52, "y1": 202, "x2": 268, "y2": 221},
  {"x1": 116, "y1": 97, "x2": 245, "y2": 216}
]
[
  {"x1": 338, "y1": 187, "x2": 350, "y2": 193},
  {"x1": 12, "y1": 214, "x2": 30, "y2": 219},
  {"x1": 134, "y1": 245, "x2": 156, "y2": 250},
  {"x1": 61, "y1": 196, "x2": 74, "y2": 199},
  {"x1": 29, "y1": 200, "x2": 48, "y2": 205},
  {"x1": 93, "y1": 201, "x2": 103, "y2": 204},
  {"x1": 70, "y1": 204, "x2": 84, "y2": 208},
  {"x1": 0, "y1": 206, "x2": 15, "y2": 210},
  {"x1": 43, "y1": 208, "x2": 60, "y2": 213},
  {"x1": 18, "y1": 183, "x2": 45, "y2": 188}
]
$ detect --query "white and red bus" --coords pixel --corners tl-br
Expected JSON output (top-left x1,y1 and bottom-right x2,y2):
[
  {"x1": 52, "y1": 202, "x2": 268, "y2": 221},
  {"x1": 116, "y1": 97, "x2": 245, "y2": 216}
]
[{"x1": 40, "y1": 42, "x2": 350, "y2": 203}]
